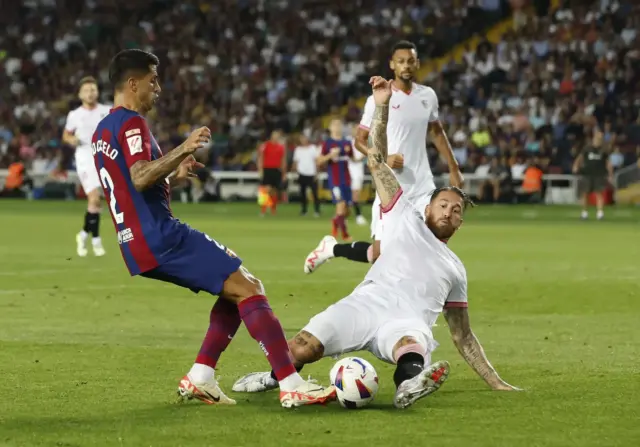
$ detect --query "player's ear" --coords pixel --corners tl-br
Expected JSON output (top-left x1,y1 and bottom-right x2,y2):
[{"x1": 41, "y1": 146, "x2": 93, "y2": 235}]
[{"x1": 389, "y1": 59, "x2": 395, "y2": 72}]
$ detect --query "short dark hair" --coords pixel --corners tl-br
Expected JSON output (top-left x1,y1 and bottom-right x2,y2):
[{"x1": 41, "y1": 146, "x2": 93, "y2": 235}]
[
  {"x1": 391, "y1": 40, "x2": 417, "y2": 58},
  {"x1": 430, "y1": 186, "x2": 475, "y2": 210},
  {"x1": 78, "y1": 76, "x2": 98, "y2": 90},
  {"x1": 108, "y1": 49, "x2": 159, "y2": 89}
]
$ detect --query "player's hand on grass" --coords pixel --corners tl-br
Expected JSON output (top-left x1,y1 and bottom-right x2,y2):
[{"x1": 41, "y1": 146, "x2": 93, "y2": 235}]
[
  {"x1": 387, "y1": 154, "x2": 404, "y2": 169},
  {"x1": 492, "y1": 381, "x2": 522, "y2": 391},
  {"x1": 183, "y1": 127, "x2": 211, "y2": 154},
  {"x1": 175, "y1": 155, "x2": 204, "y2": 180},
  {"x1": 370, "y1": 76, "x2": 392, "y2": 105}
]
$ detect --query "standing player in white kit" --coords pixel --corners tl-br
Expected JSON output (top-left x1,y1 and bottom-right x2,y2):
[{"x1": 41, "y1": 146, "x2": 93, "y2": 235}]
[
  {"x1": 62, "y1": 77, "x2": 111, "y2": 257},
  {"x1": 234, "y1": 77, "x2": 519, "y2": 408},
  {"x1": 304, "y1": 41, "x2": 464, "y2": 271}
]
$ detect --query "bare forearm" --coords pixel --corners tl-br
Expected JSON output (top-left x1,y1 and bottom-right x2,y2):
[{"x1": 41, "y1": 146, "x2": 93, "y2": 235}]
[
  {"x1": 130, "y1": 146, "x2": 190, "y2": 191},
  {"x1": 354, "y1": 137, "x2": 370, "y2": 156},
  {"x1": 369, "y1": 105, "x2": 389, "y2": 161},
  {"x1": 430, "y1": 123, "x2": 458, "y2": 169},
  {"x1": 367, "y1": 104, "x2": 401, "y2": 205},
  {"x1": 453, "y1": 332, "x2": 505, "y2": 388}
]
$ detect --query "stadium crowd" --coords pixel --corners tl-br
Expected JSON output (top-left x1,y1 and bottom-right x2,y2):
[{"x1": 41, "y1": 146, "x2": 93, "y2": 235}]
[
  {"x1": 0, "y1": 0, "x2": 507, "y2": 174},
  {"x1": 0, "y1": 0, "x2": 638, "y2": 203}
]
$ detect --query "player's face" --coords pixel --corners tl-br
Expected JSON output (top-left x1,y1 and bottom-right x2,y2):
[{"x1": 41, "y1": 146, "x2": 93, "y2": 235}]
[
  {"x1": 425, "y1": 191, "x2": 464, "y2": 240},
  {"x1": 390, "y1": 49, "x2": 419, "y2": 82},
  {"x1": 135, "y1": 65, "x2": 161, "y2": 112},
  {"x1": 79, "y1": 83, "x2": 98, "y2": 106},
  {"x1": 329, "y1": 119, "x2": 343, "y2": 136}
]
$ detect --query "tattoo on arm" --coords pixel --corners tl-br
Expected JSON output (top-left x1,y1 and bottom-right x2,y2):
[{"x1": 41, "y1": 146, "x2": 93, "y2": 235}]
[
  {"x1": 129, "y1": 146, "x2": 190, "y2": 192},
  {"x1": 366, "y1": 104, "x2": 401, "y2": 206},
  {"x1": 444, "y1": 307, "x2": 504, "y2": 388}
]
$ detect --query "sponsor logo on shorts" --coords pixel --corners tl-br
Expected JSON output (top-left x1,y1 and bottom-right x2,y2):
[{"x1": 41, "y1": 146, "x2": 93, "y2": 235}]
[{"x1": 117, "y1": 228, "x2": 134, "y2": 244}]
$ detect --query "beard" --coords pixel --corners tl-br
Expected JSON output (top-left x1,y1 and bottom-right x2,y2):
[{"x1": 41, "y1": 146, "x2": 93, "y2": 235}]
[{"x1": 426, "y1": 216, "x2": 456, "y2": 240}]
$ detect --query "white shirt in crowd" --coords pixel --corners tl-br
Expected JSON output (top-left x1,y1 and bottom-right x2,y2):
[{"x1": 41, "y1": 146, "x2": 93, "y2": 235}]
[{"x1": 293, "y1": 144, "x2": 321, "y2": 176}]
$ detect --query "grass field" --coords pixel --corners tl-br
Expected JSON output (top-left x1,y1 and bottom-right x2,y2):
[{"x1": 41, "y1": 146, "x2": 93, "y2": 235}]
[{"x1": 1, "y1": 201, "x2": 639, "y2": 447}]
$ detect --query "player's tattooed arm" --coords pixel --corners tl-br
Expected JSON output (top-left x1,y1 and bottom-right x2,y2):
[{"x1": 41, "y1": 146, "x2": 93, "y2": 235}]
[
  {"x1": 129, "y1": 127, "x2": 210, "y2": 191},
  {"x1": 444, "y1": 307, "x2": 520, "y2": 391},
  {"x1": 367, "y1": 103, "x2": 402, "y2": 207}
]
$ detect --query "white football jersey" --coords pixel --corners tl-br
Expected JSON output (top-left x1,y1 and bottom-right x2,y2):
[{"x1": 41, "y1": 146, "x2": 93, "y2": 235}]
[
  {"x1": 64, "y1": 104, "x2": 111, "y2": 154},
  {"x1": 362, "y1": 190, "x2": 468, "y2": 328},
  {"x1": 359, "y1": 83, "x2": 439, "y2": 202}
]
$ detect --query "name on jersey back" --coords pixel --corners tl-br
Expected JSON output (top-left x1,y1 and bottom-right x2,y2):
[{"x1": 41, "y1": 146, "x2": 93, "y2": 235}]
[{"x1": 92, "y1": 139, "x2": 119, "y2": 160}]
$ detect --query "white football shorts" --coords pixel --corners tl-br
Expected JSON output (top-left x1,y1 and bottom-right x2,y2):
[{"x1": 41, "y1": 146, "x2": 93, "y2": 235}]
[
  {"x1": 302, "y1": 281, "x2": 438, "y2": 364},
  {"x1": 75, "y1": 150, "x2": 102, "y2": 195}
]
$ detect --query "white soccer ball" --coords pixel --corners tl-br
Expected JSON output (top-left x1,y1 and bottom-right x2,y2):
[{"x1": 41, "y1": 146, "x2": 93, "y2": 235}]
[{"x1": 329, "y1": 357, "x2": 379, "y2": 409}]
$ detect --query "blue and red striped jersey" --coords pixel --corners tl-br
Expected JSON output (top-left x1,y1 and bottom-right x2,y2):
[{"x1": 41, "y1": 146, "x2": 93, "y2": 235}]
[
  {"x1": 322, "y1": 138, "x2": 352, "y2": 187},
  {"x1": 91, "y1": 106, "x2": 185, "y2": 276}
]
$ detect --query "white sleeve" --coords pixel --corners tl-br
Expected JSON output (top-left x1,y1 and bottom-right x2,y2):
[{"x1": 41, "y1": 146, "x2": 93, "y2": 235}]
[
  {"x1": 293, "y1": 148, "x2": 300, "y2": 163},
  {"x1": 380, "y1": 189, "x2": 416, "y2": 229},
  {"x1": 445, "y1": 272, "x2": 468, "y2": 308},
  {"x1": 64, "y1": 111, "x2": 76, "y2": 132},
  {"x1": 359, "y1": 95, "x2": 375, "y2": 130},
  {"x1": 427, "y1": 88, "x2": 439, "y2": 122}
]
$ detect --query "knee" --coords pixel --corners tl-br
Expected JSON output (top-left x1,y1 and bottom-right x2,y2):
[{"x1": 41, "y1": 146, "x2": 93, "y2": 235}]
[
  {"x1": 288, "y1": 331, "x2": 324, "y2": 364},
  {"x1": 371, "y1": 240, "x2": 381, "y2": 263},
  {"x1": 392, "y1": 336, "x2": 426, "y2": 362},
  {"x1": 223, "y1": 267, "x2": 265, "y2": 303}
]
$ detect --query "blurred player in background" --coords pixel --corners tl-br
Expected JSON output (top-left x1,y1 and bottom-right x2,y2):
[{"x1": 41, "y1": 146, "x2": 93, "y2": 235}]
[
  {"x1": 62, "y1": 76, "x2": 111, "y2": 257},
  {"x1": 304, "y1": 40, "x2": 464, "y2": 273},
  {"x1": 92, "y1": 49, "x2": 334, "y2": 408},
  {"x1": 292, "y1": 134, "x2": 321, "y2": 216},
  {"x1": 317, "y1": 117, "x2": 353, "y2": 241},
  {"x1": 573, "y1": 129, "x2": 613, "y2": 220},
  {"x1": 235, "y1": 77, "x2": 518, "y2": 407},
  {"x1": 348, "y1": 126, "x2": 367, "y2": 226},
  {"x1": 257, "y1": 130, "x2": 286, "y2": 216}
]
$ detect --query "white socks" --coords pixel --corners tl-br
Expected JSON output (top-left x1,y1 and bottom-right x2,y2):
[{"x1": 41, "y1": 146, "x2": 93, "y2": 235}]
[
  {"x1": 79, "y1": 230, "x2": 89, "y2": 242},
  {"x1": 189, "y1": 363, "x2": 215, "y2": 383},
  {"x1": 92, "y1": 237, "x2": 102, "y2": 246},
  {"x1": 278, "y1": 372, "x2": 305, "y2": 391}
]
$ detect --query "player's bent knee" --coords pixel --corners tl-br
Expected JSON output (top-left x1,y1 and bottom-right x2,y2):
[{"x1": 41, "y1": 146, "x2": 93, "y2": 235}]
[
  {"x1": 392, "y1": 336, "x2": 426, "y2": 363},
  {"x1": 371, "y1": 240, "x2": 381, "y2": 263},
  {"x1": 288, "y1": 330, "x2": 324, "y2": 364},
  {"x1": 222, "y1": 267, "x2": 265, "y2": 303}
]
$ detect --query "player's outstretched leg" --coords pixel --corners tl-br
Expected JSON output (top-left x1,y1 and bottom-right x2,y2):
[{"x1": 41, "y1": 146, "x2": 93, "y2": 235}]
[
  {"x1": 304, "y1": 237, "x2": 379, "y2": 274},
  {"x1": 233, "y1": 330, "x2": 325, "y2": 394},
  {"x1": 391, "y1": 336, "x2": 449, "y2": 409},
  {"x1": 178, "y1": 298, "x2": 240, "y2": 405},
  {"x1": 222, "y1": 268, "x2": 335, "y2": 408}
]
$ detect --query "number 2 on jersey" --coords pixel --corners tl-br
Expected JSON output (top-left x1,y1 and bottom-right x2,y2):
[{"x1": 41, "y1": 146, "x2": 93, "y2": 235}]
[{"x1": 99, "y1": 167, "x2": 124, "y2": 224}]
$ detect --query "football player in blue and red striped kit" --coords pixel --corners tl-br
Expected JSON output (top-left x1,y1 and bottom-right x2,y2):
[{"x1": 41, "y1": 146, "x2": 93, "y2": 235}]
[
  {"x1": 317, "y1": 117, "x2": 353, "y2": 241},
  {"x1": 92, "y1": 49, "x2": 334, "y2": 408}
]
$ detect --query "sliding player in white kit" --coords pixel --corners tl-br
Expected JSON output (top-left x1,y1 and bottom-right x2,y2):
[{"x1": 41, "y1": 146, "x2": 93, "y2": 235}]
[
  {"x1": 62, "y1": 77, "x2": 111, "y2": 257},
  {"x1": 304, "y1": 41, "x2": 464, "y2": 270},
  {"x1": 234, "y1": 77, "x2": 519, "y2": 408}
]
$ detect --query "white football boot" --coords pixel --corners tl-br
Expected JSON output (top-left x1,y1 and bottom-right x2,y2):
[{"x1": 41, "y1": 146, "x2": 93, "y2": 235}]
[
  {"x1": 303, "y1": 235, "x2": 337, "y2": 274},
  {"x1": 92, "y1": 238, "x2": 106, "y2": 257},
  {"x1": 232, "y1": 371, "x2": 278, "y2": 393},
  {"x1": 76, "y1": 232, "x2": 88, "y2": 257},
  {"x1": 177, "y1": 374, "x2": 236, "y2": 405},
  {"x1": 393, "y1": 360, "x2": 450, "y2": 409}
]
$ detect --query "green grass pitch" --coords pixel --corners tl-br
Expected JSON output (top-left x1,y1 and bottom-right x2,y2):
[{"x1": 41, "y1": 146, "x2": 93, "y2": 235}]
[{"x1": 1, "y1": 201, "x2": 639, "y2": 446}]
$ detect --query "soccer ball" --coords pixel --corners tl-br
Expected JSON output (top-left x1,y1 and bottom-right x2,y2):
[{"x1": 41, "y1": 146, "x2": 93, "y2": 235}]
[{"x1": 329, "y1": 357, "x2": 379, "y2": 409}]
